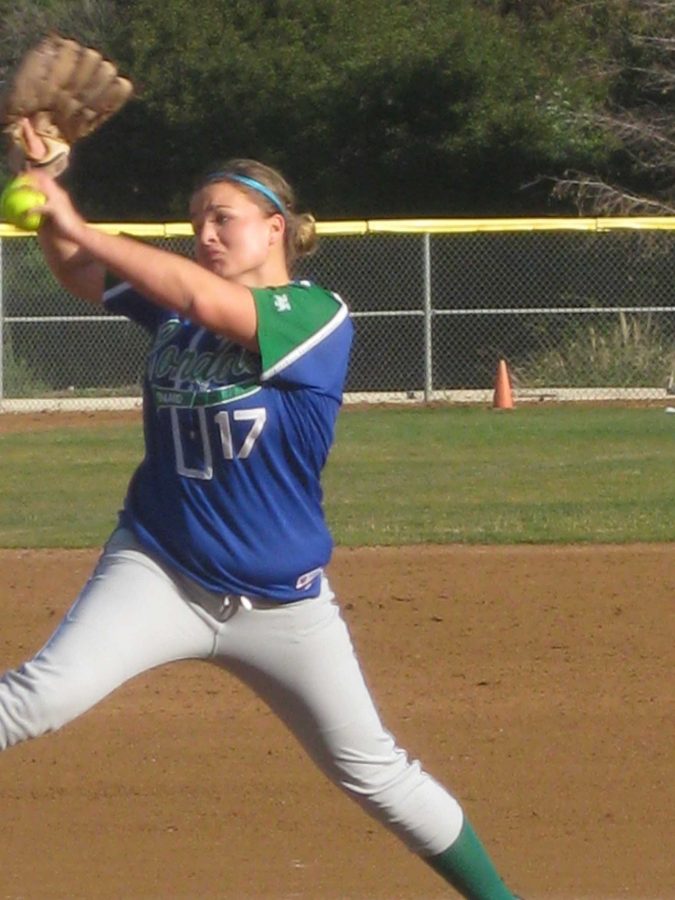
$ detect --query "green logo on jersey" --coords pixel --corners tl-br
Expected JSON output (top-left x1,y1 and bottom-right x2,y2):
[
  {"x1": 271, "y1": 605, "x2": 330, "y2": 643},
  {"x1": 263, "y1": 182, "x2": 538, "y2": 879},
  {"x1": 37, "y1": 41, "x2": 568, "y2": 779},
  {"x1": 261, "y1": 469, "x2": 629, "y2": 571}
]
[{"x1": 148, "y1": 321, "x2": 259, "y2": 393}]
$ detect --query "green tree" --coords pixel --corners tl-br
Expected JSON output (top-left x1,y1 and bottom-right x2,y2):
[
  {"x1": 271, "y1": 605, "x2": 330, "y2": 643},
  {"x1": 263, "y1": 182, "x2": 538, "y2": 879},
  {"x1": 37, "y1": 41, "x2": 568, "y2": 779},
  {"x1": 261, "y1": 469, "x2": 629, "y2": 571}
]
[{"x1": 84, "y1": 0, "x2": 611, "y2": 218}]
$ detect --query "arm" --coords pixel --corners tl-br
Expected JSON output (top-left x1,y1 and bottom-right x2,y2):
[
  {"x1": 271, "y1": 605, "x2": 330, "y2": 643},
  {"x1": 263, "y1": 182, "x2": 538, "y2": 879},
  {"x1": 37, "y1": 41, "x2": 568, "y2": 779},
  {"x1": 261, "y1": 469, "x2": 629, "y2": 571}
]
[
  {"x1": 32, "y1": 172, "x2": 258, "y2": 351},
  {"x1": 38, "y1": 221, "x2": 105, "y2": 304},
  {"x1": 19, "y1": 117, "x2": 104, "y2": 303},
  {"x1": 78, "y1": 223, "x2": 258, "y2": 350}
]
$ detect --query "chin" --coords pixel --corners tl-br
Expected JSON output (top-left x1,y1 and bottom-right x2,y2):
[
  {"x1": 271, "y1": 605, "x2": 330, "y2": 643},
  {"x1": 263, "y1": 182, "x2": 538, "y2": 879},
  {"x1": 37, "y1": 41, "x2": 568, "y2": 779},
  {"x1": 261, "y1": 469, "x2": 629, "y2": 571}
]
[{"x1": 201, "y1": 259, "x2": 230, "y2": 278}]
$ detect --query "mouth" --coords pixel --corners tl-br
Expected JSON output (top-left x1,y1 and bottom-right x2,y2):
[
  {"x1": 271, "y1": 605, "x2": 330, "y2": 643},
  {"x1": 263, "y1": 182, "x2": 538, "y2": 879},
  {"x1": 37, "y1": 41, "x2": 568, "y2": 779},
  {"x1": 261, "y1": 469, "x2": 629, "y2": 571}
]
[
  {"x1": 199, "y1": 250, "x2": 228, "y2": 271},
  {"x1": 202, "y1": 247, "x2": 225, "y2": 261}
]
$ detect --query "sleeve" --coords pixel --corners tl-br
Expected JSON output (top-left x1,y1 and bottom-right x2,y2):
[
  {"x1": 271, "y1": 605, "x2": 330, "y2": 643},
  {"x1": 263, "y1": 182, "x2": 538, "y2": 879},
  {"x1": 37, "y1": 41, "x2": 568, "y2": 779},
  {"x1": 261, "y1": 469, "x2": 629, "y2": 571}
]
[
  {"x1": 102, "y1": 272, "x2": 165, "y2": 333},
  {"x1": 252, "y1": 281, "x2": 353, "y2": 400}
]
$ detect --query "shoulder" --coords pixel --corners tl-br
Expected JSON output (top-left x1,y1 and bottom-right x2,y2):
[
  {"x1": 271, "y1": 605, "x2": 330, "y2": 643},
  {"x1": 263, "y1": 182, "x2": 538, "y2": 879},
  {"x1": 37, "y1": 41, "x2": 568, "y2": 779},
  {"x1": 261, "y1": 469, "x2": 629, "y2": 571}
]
[
  {"x1": 253, "y1": 280, "x2": 348, "y2": 322},
  {"x1": 252, "y1": 281, "x2": 352, "y2": 386},
  {"x1": 253, "y1": 280, "x2": 351, "y2": 350}
]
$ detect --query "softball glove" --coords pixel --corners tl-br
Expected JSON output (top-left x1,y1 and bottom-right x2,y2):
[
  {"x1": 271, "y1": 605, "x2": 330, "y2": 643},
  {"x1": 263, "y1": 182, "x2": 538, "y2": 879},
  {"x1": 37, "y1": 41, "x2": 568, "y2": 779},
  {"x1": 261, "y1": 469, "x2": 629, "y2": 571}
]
[{"x1": 0, "y1": 33, "x2": 133, "y2": 177}]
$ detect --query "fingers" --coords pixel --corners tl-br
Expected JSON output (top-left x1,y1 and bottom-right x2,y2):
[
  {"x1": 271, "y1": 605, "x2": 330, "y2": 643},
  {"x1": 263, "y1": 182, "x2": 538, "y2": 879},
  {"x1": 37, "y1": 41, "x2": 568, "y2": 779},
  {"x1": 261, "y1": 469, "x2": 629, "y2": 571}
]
[
  {"x1": 23, "y1": 170, "x2": 87, "y2": 241},
  {"x1": 18, "y1": 117, "x2": 48, "y2": 162}
]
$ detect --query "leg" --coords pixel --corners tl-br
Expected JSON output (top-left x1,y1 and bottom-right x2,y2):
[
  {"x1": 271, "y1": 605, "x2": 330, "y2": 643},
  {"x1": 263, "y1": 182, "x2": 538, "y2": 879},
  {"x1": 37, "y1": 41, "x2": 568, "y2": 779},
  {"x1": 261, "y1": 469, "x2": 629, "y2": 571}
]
[
  {"x1": 0, "y1": 529, "x2": 212, "y2": 750},
  {"x1": 208, "y1": 581, "x2": 518, "y2": 898}
]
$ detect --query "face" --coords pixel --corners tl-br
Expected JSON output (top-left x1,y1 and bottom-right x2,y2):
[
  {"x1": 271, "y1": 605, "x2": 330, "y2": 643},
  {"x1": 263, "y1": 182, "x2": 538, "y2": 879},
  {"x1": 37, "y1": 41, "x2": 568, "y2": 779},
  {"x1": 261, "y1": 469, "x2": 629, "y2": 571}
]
[{"x1": 190, "y1": 181, "x2": 285, "y2": 284}]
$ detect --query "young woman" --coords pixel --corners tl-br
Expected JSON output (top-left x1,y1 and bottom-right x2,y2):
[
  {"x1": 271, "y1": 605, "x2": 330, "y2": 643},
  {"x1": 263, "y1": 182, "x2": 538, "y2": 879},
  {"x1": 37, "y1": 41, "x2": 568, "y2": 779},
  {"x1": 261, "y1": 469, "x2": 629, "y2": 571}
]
[{"x1": 0, "y1": 126, "x2": 522, "y2": 898}]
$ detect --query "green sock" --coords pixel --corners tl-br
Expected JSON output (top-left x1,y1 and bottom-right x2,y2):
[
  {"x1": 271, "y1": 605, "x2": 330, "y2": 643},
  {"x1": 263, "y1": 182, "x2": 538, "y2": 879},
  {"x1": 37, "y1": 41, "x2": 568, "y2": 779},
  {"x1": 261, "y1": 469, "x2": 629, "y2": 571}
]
[{"x1": 424, "y1": 819, "x2": 517, "y2": 900}]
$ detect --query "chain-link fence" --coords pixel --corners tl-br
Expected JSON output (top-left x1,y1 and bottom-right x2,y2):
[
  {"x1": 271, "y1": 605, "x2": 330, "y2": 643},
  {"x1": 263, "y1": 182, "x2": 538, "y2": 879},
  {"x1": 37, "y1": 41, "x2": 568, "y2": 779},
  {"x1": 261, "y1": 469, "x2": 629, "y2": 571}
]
[{"x1": 1, "y1": 218, "x2": 675, "y2": 411}]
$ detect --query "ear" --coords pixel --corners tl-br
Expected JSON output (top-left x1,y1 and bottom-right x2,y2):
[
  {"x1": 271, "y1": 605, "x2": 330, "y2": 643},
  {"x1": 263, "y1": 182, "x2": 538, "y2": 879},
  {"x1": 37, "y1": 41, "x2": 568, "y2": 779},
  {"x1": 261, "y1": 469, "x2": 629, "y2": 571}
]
[{"x1": 268, "y1": 213, "x2": 285, "y2": 247}]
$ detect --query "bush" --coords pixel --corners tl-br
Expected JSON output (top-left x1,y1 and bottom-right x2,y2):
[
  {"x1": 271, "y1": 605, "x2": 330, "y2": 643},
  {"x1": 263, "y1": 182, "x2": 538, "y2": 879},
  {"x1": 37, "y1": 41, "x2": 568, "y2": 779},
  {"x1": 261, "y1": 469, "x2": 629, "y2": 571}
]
[
  {"x1": 517, "y1": 311, "x2": 674, "y2": 388},
  {"x1": 1, "y1": 330, "x2": 51, "y2": 397}
]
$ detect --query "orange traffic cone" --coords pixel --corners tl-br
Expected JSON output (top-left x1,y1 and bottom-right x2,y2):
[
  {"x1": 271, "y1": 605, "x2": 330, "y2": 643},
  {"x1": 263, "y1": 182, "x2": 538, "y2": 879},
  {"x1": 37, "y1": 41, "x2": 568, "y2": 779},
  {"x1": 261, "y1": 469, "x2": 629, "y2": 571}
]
[{"x1": 492, "y1": 359, "x2": 514, "y2": 410}]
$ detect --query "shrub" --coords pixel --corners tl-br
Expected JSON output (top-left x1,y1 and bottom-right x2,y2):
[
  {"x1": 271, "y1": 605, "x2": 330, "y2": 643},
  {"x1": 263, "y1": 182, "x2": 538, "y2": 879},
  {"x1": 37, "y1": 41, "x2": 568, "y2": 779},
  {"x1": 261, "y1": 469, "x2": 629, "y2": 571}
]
[{"x1": 517, "y1": 311, "x2": 674, "y2": 388}]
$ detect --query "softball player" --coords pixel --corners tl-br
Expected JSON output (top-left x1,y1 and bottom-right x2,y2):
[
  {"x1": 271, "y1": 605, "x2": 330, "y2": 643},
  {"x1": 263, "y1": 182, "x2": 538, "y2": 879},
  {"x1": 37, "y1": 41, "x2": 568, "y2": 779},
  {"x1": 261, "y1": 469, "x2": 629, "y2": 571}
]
[{"x1": 0, "y1": 142, "x2": 521, "y2": 898}]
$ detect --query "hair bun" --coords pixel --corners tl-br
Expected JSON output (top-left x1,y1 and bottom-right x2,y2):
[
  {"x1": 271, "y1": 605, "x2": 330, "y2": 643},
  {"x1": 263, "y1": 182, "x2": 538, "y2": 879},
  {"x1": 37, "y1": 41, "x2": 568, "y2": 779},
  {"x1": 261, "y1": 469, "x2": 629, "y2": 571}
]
[{"x1": 294, "y1": 212, "x2": 318, "y2": 258}]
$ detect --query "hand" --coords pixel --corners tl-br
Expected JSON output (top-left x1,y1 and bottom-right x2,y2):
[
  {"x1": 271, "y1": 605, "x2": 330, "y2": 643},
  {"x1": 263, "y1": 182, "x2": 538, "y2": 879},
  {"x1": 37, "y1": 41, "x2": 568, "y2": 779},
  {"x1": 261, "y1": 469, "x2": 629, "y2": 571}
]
[{"x1": 27, "y1": 170, "x2": 88, "y2": 245}]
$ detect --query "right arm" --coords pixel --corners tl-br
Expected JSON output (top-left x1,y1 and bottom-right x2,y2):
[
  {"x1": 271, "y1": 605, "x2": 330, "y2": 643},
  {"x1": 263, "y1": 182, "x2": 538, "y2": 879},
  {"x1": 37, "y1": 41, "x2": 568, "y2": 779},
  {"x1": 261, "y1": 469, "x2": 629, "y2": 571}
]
[
  {"x1": 32, "y1": 171, "x2": 259, "y2": 352},
  {"x1": 17, "y1": 116, "x2": 104, "y2": 304},
  {"x1": 21, "y1": 116, "x2": 258, "y2": 348},
  {"x1": 38, "y1": 220, "x2": 105, "y2": 304}
]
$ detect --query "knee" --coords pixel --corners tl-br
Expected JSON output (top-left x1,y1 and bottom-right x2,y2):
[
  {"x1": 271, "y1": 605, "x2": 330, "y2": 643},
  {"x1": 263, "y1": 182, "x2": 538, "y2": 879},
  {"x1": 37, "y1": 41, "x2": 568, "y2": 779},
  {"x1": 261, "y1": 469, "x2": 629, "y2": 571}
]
[
  {"x1": 322, "y1": 736, "x2": 464, "y2": 854},
  {"x1": 328, "y1": 733, "x2": 423, "y2": 807}
]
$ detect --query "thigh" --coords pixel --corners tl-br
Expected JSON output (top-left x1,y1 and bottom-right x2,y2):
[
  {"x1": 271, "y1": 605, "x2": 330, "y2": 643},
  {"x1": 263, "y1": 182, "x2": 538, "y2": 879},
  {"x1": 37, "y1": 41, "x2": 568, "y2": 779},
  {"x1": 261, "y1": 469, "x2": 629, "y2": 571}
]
[
  {"x1": 213, "y1": 584, "x2": 394, "y2": 772},
  {"x1": 8, "y1": 529, "x2": 213, "y2": 731},
  {"x1": 211, "y1": 584, "x2": 464, "y2": 855}
]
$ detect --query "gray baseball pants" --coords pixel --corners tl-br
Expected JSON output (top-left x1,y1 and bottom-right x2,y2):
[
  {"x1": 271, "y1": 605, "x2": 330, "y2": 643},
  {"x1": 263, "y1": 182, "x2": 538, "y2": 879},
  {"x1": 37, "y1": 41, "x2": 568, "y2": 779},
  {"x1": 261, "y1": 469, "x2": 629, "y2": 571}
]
[{"x1": 0, "y1": 527, "x2": 463, "y2": 855}]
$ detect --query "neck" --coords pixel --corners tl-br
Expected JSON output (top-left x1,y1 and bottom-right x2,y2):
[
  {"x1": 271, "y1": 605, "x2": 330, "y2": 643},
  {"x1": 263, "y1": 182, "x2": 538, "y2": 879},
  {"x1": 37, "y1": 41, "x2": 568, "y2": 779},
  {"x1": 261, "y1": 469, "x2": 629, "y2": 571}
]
[{"x1": 236, "y1": 257, "x2": 290, "y2": 289}]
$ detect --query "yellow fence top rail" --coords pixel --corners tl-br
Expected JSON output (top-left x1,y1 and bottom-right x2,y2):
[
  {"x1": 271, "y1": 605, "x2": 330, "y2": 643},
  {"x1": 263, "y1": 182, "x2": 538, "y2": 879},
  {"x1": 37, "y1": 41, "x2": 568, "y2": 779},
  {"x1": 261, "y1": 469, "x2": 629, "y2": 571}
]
[{"x1": 5, "y1": 216, "x2": 675, "y2": 238}]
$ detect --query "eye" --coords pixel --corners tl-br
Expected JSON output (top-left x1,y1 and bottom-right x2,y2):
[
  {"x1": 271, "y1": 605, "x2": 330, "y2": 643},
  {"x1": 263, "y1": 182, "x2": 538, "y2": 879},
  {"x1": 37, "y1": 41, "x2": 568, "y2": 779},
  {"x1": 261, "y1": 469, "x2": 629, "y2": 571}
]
[{"x1": 214, "y1": 211, "x2": 230, "y2": 226}]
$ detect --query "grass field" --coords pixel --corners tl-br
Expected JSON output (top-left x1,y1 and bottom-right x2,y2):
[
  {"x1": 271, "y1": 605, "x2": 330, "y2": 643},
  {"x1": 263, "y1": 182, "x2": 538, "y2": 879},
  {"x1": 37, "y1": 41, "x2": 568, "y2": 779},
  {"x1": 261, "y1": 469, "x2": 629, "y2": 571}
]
[{"x1": 0, "y1": 405, "x2": 673, "y2": 548}]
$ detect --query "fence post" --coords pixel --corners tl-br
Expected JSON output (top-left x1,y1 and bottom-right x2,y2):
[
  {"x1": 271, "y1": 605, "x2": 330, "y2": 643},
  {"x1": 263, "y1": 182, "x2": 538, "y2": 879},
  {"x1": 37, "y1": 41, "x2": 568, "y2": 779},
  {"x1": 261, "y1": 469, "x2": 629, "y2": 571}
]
[{"x1": 423, "y1": 232, "x2": 433, "y2": 402}]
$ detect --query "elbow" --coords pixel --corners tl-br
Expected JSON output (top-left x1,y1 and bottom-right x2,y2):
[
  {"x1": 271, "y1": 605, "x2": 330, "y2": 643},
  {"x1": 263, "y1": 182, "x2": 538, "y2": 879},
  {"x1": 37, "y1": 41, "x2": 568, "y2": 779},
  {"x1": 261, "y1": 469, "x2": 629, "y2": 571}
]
[{"x1": 56, "y1": 260, "x2": 103, "y2": 304}]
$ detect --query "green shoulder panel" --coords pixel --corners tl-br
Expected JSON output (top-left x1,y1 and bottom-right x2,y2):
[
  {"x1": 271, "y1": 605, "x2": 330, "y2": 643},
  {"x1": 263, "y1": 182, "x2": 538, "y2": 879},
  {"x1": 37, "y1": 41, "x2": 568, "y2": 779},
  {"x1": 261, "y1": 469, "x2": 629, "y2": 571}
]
[{"x1": 252, "y1": 281, "x2": 347, "y2": 377}]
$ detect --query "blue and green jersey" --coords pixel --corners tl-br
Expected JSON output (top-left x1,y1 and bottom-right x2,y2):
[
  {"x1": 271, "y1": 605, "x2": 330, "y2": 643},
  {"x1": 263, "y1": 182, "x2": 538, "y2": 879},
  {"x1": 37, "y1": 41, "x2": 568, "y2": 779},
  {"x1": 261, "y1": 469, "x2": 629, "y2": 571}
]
[{"x1": 104, "y1": 278, "x2": 353, "y2": 601}]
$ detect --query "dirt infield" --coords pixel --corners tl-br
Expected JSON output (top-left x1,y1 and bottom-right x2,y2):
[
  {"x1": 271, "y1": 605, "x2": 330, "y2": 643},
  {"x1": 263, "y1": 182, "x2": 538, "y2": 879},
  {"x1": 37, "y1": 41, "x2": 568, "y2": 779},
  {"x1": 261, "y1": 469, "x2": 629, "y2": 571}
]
[{"x1": 0, "y1": 542, "x2": 672, "y2": 899}]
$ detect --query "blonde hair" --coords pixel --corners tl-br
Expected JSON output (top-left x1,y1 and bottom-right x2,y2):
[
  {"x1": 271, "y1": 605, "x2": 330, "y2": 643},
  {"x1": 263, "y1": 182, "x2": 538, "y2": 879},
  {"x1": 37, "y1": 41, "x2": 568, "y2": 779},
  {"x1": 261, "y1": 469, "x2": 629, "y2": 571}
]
[{"x1": 194, "y1": 159, "x2": 318, "y2": 270}]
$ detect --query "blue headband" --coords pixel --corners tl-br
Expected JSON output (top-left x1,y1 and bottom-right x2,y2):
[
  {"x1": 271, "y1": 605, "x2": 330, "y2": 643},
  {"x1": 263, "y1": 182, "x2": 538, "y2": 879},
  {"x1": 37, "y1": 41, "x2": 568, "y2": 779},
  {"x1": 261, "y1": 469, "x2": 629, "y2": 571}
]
[{"x1": 204, "y1": 171, "x2": 286, "y2": 215}]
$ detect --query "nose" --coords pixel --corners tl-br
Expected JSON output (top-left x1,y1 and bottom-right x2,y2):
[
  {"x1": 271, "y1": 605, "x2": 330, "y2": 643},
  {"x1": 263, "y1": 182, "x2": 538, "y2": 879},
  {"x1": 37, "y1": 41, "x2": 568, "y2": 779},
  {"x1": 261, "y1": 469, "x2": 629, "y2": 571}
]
[{"x1": 195, "y1": 219, "x2": 219, "y2": 245}]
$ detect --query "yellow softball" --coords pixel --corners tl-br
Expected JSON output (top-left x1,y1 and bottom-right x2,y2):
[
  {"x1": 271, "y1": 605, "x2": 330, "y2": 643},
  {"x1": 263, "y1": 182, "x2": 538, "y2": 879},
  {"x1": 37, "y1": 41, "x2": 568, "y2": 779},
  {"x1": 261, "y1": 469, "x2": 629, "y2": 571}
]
[{"x1": 0, "y1": 175, "x2": 46, "y2": 231}]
